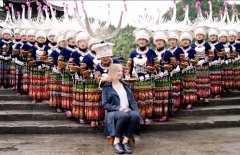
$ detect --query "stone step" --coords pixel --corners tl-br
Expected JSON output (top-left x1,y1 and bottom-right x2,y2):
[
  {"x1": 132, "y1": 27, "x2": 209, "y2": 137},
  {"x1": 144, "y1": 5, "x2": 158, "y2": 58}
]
[
  {"x1": 221, "y1": 91, "x2": 240, "y2": 98},
  {"x1": 0, "y1": 110, "x2": 68, "y2": 121},
  {"x1": 144, "y1": 115, "x2": 240, "y2": 132},
  {"x1": 0, "y1": 101, "x2": 50, "y2": 110},
  {"x1": 176, "y1": 105, "x2": 240, "y2": 117},
  {"x1": 194, "y1": 97, "x2": 240, "y2": 107},
  {"x1": 0, "y1": 115, "x2": 239, "y2": 134},
  {"x1": 0, "y1": 89, "x2": 16, "y2": 94},
  {"x1": 0, "y1": 94, "x2": 31, "y2": 101},
  {"x1": 0, "y1": 120, "x2": 103, "y2": 134}
]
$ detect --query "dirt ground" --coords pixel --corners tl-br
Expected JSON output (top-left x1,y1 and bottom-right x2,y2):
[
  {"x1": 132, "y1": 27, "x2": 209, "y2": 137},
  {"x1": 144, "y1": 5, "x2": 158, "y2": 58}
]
[{"x1": 0, "y1": 128, "x2": 239, "y2": 155}]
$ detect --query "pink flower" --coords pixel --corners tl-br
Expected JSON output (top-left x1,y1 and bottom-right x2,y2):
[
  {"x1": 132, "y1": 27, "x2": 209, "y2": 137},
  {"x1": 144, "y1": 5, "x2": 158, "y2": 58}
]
[
  {"x1": 43, "y1": 5, "x2": 47, "y2": 10},
  {"x1": 26, "y1": 2, "x2": 30, "y2": 6},
  {"x1": 196, "y1": 1, "x2": 201, "y2": 8},
  {"x1": 208, "y1": 0, "x2": 212, "y2": 4},
  {"x1": 29, "y1": 7, "x2": 32, "y2": 10},
  {"x1": 204, "y1": 11, "x2": 208, "y2": 15},
  {"x1": 223, "y1": 1, "x2": 228, "y2": 6},
  {"x1": 36, "y1": 2, "x2": 40, "y2": 6},
  {"x1": 47, "y1": 2, "x2": 51, "y2": 6},
  {"x1": 173, "y1": 0, "x2": 176, "y2": 4},
  {"x1": 21, "y1": 5, "x2": 25, "y2": 9},
  {"x1": 232, "y1": 5, "x2": 236, "y2": 10},
  {"x1": 184, "y1": 4, "x2": 189, "y2": 11},
  {"x1": 219, "y1": 10, "x2": 223, "y2": 15},
  {"x1": 16, "y1": 11, "x2": 20, "y2": 16},
  {"x1": 9, "y1": 3, "x2": 13, "y2": 8},
  {"x1": 62, "y1": 2, "x2": 65, "y2": 6},
  {"x1": 5, "y1": 6, "x2": 9, "y2": 10}
]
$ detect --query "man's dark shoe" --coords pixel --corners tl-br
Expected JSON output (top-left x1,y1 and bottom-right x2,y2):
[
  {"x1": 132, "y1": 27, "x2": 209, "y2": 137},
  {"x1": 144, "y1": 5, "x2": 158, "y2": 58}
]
[
  {"x1": 122, "y1": 143, "x2": 133, "y2": 154},
  {"x1": 113, "y1": 143, "x2": 124, "y2": 154}
]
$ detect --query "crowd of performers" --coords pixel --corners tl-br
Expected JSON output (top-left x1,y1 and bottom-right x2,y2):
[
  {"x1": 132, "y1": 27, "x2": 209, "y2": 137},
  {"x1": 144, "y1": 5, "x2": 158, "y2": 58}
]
[{"x1": 1, "y1": 24, "x2": 240, "y2": 127}]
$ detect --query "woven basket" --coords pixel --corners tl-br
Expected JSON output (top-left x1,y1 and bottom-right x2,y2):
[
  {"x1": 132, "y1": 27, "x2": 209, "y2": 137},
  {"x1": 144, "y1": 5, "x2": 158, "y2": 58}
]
[
  {"x1": 58, "y1": 61, "x2": 67, "y2": 69},
  {"x1": 163, "y1": 64, "x2": 173, "y2": 71},
  {"x1": 190, "y1": 59, "x2": 198, "y2": 65},
  {"x1": 70, "y1": 66, "x2": 81, "y2": 72},
  {"x1": 146, "y1": 66, "x2": 155, "y2": 73}
]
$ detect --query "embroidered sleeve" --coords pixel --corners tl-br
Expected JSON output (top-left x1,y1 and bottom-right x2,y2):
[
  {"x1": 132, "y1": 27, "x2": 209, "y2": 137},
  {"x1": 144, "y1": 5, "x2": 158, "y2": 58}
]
[
  {"x1": 153, "y1": 57, "x2": 159, "y2": 71},
  {"x1": 126, "y1": 58, "x2": 133, "y2": 75}
]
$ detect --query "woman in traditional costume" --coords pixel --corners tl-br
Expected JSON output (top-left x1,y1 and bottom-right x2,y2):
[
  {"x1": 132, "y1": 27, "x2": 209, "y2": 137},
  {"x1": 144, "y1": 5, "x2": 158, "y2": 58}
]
[
  {"x1": 191, "y1": 27, "x2": 212, "y2": 103},
  {"x1": 167, "y1": 31, "x2": 184, "y2": 112},
  {"x1": 28, "y1": 30, "x2": 48, "y2": 103},
  {"x1": 219, "y1": 30, "x2": 236, "y2": 92},
  {"x1": 126, "y1": 28, "x2": 158, "y2": 125},
  {"x1": 180, "y1": 31, "x2": 198, "y2": 110},
  {"x1": 0, "y1": 29, "x2": 13, "y2": 89},
  {"x1": 153, "y1": 30, "x2": 174, "y2": 122},
  {"x1": 228, "y1": 30, "x2": 240, "y2": 90},
  {"x1": 208, "y1": 28, "x2": 225, "y2": 99},
  {"x1": 58, "y1": 31, "x2": 77, "y2": 115},
  {"x1": 48, "y1": 34, "x2": 67, "y2": 112}
]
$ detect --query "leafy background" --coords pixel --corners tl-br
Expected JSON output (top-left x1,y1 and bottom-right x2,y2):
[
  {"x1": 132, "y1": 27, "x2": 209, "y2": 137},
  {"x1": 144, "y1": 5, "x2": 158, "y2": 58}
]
[{"x1": 109, "y1": 0, "x2": 240, "y2": 60}]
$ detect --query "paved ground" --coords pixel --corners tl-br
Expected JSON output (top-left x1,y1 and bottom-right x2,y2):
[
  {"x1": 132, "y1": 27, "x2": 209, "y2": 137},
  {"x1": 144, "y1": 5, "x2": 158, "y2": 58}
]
[{"x1": 0, "y1": 128, "x2": 239, "y2": 155}]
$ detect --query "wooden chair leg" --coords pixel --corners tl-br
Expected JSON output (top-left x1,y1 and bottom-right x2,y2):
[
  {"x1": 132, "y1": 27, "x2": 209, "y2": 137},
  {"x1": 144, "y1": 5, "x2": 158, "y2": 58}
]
[
  {"x1": 108, "y1": 136, "x2": 114, "y2": 145},
  {"x1": 129, "y1": 136, "x2": 135, "y2": 146}
]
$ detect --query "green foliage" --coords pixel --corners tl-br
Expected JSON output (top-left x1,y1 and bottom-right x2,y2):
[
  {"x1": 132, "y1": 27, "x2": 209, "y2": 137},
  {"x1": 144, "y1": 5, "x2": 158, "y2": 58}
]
[
  {"x1": 110, "y1": 0, "x2": 240, "y2": 60},
  {"x1": 109, "y1": 25, "x2": 155, "y2": 60}
]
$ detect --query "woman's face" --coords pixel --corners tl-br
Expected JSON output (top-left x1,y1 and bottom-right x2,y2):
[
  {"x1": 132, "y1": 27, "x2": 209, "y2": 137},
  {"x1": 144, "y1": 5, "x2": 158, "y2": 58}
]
[
  {"x1": 168, "y1": 38, "x2": 177, "y2": 47},
  {"x1": 209, "y1": 35, "x2": 218, "y2": 42},
  {"x1": 195, "y1": 34, "x2": 204, "y2": 41},
  {"x1": 228, "y1": 35, "x2": 236, "y2": 42},
  {"x1": 77, "y1": 40, "x2": 88, "y2": 49},
  {"x1": 37, "y1": 37, "x2": 45, "y2": 44},
  {"x1": 59, "y1": 40, "x2": 67, "y2": 48},
  {"x1": 14, "y1": 33, "x2": 21, "y2": 40},
  {"x1": 155, "y1": 39, "x2": 165, "y2": 49},
  {"x1": 137, "y1": 38, "x2": 148, "y2": 48},
  {"x1": 181, "y1": 39, "x2": 191, "y2": 47},
  {"x1": 21, "y1": 35, "x2": 27, "y2": 42},
  {"x1": 68, "y1": 37, "x2": 76, "y2": 46},
  {"x1": 28, "y1": 35, "x2": 36, "y2": 42},
  {"x1": 3, "y1": 33, "x2": 11, "y2": 40},
  {"x1": 219, "y1": 36, "x2": 227, "y2": 43},
  {"x1": 113, "y1": 65, "x2": 123, "y2": 80},
  {"x1": 100, "y1": 56, "x2": 111, "y2": 66},
  {"x1": 48, "y1": 35, "x2": 56, "y2": 43},
  {"x1": 237, "y1": 32, "x2": 240, "y2": 40}
]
